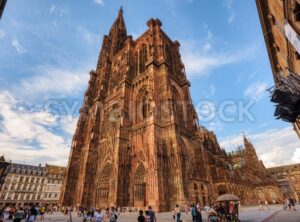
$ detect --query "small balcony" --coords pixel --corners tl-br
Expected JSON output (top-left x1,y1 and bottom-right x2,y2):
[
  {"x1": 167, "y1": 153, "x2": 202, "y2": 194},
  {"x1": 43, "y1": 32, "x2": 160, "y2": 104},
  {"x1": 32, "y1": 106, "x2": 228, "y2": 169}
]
[{"x1": 268, "y1": 71, "x2": 300, "y2": 123}]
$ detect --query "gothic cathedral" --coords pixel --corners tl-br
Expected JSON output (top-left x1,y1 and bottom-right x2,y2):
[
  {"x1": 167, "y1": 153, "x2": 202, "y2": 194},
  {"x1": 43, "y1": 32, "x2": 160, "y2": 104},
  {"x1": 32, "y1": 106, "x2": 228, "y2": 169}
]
[{"x1": 61, "y1": 8, "x2": 283, "y2": 211}]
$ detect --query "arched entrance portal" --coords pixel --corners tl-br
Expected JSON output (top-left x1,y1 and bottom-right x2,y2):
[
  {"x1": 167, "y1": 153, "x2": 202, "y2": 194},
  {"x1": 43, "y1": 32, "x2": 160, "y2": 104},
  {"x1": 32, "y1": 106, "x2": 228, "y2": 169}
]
[
  {"x1": 134, "y1": 163, "x2": 147, "y2": 208},
  {"x1": 96, "y1": 162, "x2": 112, "y2": 207}
]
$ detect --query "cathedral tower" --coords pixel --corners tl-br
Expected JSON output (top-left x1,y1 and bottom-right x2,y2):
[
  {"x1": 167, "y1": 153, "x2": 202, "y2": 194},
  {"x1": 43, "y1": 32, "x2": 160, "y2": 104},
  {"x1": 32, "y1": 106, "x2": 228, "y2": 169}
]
[{"x1": 62, "y1": 8, "x2": 212, "y2": 211}]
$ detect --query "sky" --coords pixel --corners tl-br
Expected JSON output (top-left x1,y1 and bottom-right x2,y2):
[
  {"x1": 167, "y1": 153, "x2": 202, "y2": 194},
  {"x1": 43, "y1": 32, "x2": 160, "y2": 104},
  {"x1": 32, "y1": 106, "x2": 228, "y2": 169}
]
[{"x1": 0, "y1": 0, "x2": 299, "y2": 167}]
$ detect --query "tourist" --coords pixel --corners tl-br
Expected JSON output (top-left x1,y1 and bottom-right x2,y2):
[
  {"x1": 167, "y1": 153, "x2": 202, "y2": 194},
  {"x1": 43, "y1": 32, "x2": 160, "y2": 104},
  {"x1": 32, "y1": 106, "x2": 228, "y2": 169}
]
[
  {"x1": 204, "y1": 204, "x2": 210, "y2": 216},
  {"x1": 145, "y1": 210, "x2": 151, "y2": 222},
  {"x1": 290, "y1": 198, "x2": 296, "y2": 211},
  {"x1": 185, "y1": 203, "x2": 189, "y2": 215},
  {"x1": 27, "y1": 204, "x2": 38, "y2": 222},
  {"x1": 196, "y1": 204, "x2": 203, "y2": 222},
  {"x1": 191, "y1": 204, "x2": 197, "y2": 222},
  {"x1": 13, "y1": 208, "x2": 23, "y2": 222},
  {"x1": 137, "y1": 210, "x2": 145, "y2": 222},
  {"x1": 148, "y1": 206, "x2": 157, "y2": 222},
  {"x1": 173, "y1": 204, "x2": 181, "y2": 222},
  {"x1": 207, "y1": 208, "x2": 219, "y2": 222},
  {"x1": 109, "y1": 207, "x2": 118, "y2": 222},
  {"x1": 95, "y1": 209, "x2": 104, "y2": 222},
  {"x1": 0, "y1": 208, "x2": 4, "y2": 222},
  {"x1": 40, "y1": 206, "x2": 46, "y2": 220}
]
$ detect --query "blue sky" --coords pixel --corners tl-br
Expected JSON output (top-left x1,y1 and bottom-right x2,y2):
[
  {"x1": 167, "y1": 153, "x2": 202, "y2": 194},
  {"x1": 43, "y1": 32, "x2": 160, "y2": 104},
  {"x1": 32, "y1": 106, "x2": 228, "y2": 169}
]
[{"x1": 0, "y1": 0, "x2": 299, "y2": 167}]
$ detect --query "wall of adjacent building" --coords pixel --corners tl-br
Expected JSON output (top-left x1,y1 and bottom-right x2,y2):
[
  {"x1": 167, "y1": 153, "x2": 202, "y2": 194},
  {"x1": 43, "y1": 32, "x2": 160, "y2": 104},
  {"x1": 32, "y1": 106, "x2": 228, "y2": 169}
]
[{"x1": 256, "y1": 0, "x2": 300, "y2": 137}]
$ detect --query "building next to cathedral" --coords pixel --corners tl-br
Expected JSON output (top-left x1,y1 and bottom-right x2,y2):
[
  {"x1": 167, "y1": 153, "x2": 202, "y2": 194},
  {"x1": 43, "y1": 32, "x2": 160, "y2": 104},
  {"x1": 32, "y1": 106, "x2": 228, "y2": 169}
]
[
  {"x1": 62, "y1": 8, "x2": 284, "y2": 211},
  {"x1": 0, "y1": 158, "x2": 66, "y2": 208},
  {"x1": 267, "y1": 164, "x2": 300, "y2": 203},
  {"x1": 256, "y1": 0, "x2": 300, "y2": 138},
  {"x1": 43, "y1": 165, "x2": 66, "y2": 208}
]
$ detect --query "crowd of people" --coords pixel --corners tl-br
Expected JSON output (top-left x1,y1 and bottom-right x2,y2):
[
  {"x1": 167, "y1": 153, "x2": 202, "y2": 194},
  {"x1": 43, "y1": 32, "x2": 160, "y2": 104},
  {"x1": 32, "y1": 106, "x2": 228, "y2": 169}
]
[
  {"x1": 0, "y1": 199, "x2": 298, "y2": 222},
  {"x1": 0, "y1": 204, "x2": 60, "y2": 222}
]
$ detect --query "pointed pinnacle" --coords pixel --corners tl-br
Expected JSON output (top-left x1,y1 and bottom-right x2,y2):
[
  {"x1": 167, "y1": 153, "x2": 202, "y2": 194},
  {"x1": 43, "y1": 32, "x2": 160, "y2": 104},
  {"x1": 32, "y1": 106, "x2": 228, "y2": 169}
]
[{"x1": 119, "y1": 6, "x2": 123, "y2": 14}]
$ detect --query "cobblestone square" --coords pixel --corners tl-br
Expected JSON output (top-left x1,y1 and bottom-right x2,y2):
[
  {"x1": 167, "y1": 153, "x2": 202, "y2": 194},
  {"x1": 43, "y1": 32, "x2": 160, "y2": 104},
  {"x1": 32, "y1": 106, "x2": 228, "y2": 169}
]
[{"x1": 4, "y1": 206, "x2": 300, "y2": 222}]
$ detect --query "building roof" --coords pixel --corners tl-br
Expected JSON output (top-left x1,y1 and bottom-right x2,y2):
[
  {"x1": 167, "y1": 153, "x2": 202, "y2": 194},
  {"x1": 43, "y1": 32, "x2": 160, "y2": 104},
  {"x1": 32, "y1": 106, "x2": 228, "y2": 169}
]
[
  {"x1": 267, "y1": 163, "x2": 300, "y2": 173},
  {"x1": 45, "y1": 164, "x2": 66, "y2": 175}
]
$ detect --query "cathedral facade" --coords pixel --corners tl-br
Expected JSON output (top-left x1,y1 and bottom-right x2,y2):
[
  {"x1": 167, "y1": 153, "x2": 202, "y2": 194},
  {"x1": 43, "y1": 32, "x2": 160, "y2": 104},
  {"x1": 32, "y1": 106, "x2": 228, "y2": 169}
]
[{"x1": 62, "y1": 9, "x2": 283, "y2": 211}]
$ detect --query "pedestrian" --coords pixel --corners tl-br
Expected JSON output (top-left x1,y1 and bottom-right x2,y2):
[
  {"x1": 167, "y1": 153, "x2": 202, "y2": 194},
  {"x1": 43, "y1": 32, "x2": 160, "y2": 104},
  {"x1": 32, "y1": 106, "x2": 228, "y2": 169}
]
[
  {"x1": 207, "y1": 208, "x2": 219, "y2": 222},
  {"x1": 185, "y1": 203, "x2": 189, "y2": 215},
  {"x1": 40, "y1": 206, "x2": 46, "y2": 220},
  {"x1": 148, "y1": 206, "x2": 157, "y2": 222},
  {"x1": 290, "y1": 198, "x2": 296, "y2": 211},
  {"x1": 196, "y1": 204, "x2": 203, "y2": 222},
  {"x1": 95, "y1": 209, "x2": 104, "y2": 222},
  {"x1": 13, "y1": 208, "x2": 23, "y2": 222},
  {"x1": 109, "y1": 207, "x2": 118, "y2": 222},
  {"x1": 173, "y1": 204, "x2": 181, "y2": 222},
  {"x1": 27, "y1": 204, "x2": 38, "y2": 222},
  {"x1": 137, "y1": 210, "x2": 145, "y2": 222},
  {"x1": 145, "y1": 210, "x2": 151, "y2": 222},
  {"x1": 0, "y1": 208, "x2": 4, "y2": 222},
  {"x1": 191, "y1": 204, "x2": 197, "y2": 222},
  {"x1": 204, "y1": 204, "x2": 210, "y2": 216}
]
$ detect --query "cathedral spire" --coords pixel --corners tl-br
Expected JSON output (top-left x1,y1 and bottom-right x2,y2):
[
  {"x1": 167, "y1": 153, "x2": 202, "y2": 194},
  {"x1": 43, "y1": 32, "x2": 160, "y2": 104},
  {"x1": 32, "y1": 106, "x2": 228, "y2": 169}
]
[
  {"x1": 243, "y1": 132, "x2": 249, "y2": 146},
  {"x1": 109, "y1": 6, "x2": 127, "y2": 35},
  {"x1": 119, "y1": 6, "x2": 123, "y2": 15},
  {"x1": 107, "y1": 7, "x2": 127, "y2": 55}
]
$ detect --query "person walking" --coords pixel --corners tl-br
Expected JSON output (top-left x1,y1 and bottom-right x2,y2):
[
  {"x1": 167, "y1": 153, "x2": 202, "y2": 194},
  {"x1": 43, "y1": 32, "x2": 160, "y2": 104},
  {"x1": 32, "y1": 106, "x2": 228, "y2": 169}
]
[
  {"x1": 109, "y1": 207, "x2": 118, "y2": 222},
  {"x1": 290, "y1": 198, "x2": 296, "y2": 211},
  {"x1": 185, "y1": 203, "x2": 189, "y2": 215},
  {"x1": 13, "y1": 208, "x2": 23, "y2": 222},
  {"x1": 40, "y1": 206, "x2": 46, "y2": 220},
  {"x1": 148, "y1": 206, "x2": 157, "y2": 222},
  {"x1": 173, "y1": 204, "x2": 181, "y2": 222},
  {"x1": 196, "y1": 204, "x2": 203, "y2": 222},
  {"x1": 137, "y1": 210, "x2": 145, "y2": 222},
  {"x1": 95, "y1": 209, "x2": 104, "y2": 222},
  {"x1": 191, "y1": 204, "x2": 197, "y2": 222},
  {"x1": 27, "y1": 205, "x2": 38, "y2": 222},
  {"x1": 145, "y1": 211, "x2": 151, "y2": 222}
]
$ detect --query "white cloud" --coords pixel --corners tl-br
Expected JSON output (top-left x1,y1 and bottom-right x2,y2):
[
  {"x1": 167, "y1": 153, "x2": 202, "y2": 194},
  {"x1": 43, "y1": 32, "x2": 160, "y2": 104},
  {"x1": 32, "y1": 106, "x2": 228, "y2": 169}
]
[
  {"x1": 244, "y1": 82, "x2": 268, "y2": 101},
  {"x1": 13, "y1": 66, "x2": 89, "y2": 101},
  {"x1": 220, "y1": 127, "x2": 300, "y2": 167},
  {"x1": 49, "y1": 4, "x2": 69, "y2": 16},
  {"x1": 227, "y1": 12, "x2": 236, "y2": 23},
  {"x1": 11, "y1": 39, "x2": 26, "y2": 54},
  {"x1": 0, "y1": 91, "x2": 72, "y2": 166},
  {"x1": 49, "y1": 4, "x2": 56, "y2": 14},
  {"x1": 94, "y1": 0, "x2": 104, "y2": 5},
  {"x1": 0, "y1": 29, "x2": 5, "y2": 38},
  {"x1": 223, "y1": 0, "x2": 236, "y2": 23},
  {"x1": 77, "y1": 27, "x2": 99, "y2": 45},
  {"x1": 223, "y1": 0, "x2": 234, "y2": 9},
  {"x1": 181, "y1": 41, "x2": 256, "y2": 77},
  {"x1": 60, "y1": 116, "x2": 78, "y2": 136}
]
